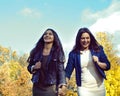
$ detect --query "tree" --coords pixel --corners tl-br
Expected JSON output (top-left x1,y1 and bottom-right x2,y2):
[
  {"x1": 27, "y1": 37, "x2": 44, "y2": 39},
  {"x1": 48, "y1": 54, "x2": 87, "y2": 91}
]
[
  {"x1": 0, "y1": 46, "x2": 10, "y2": 65},
  {"x1": 18, "y1": 53, "x2": 29, "y2": 67},
  {"x1": 0, "y1": 60, "x2": 32, "y2": 96},
  {"x1": 0, "y1": 45, "x2": 32, "y2": 96},
  {"x1": 96, "y1": 32, "x2": 120, "y2": 96}
]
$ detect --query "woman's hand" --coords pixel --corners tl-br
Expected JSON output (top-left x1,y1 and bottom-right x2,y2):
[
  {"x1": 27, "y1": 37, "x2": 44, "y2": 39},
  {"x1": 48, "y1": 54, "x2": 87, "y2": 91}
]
[
  {"x1": 33, "y1": 61, "x2": 41, "y2": 70},
  {"x1": 92, "y1": 55, "x2": 99, "y2": 63},
  {"x1": 58, "y1": 85, "x2": 67, "y2": 96},
  {"x1": 93, "y1": 55, "x2": 107, "y2": 70}
]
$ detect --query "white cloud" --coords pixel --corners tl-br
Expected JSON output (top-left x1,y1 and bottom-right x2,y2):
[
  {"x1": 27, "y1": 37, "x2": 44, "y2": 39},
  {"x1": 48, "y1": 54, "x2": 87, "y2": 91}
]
[
  {"x1": 19, "y1": 8, "x2": 41, "y2": 18},
  {"x1": 81, "y1": 0, "x2": 120, "y2": 25},
  {"x1": 87, "y1": 0, "x2": 120, "y2": 34},
  {"x1": 90, "y1": 12, "x2": 120, "y2": 34},
  {"x1": 80, "y1": 9, "x2": 101, "y2": 25}
]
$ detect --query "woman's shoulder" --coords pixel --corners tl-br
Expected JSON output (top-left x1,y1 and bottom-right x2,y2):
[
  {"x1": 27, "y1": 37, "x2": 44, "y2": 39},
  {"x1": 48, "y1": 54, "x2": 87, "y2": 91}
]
[
  {"x1": 99, "y1": 45, "x2": 103, "y2": 49},
  {"x1": 98, "y1": 45, "x2": 104, "y2": 52},
  {"x1": 69, "y1": 50, "x2": 79, "y2": 56},
  {"x1": 95, "y1": 45, "x2": 105, "y2": 53}
]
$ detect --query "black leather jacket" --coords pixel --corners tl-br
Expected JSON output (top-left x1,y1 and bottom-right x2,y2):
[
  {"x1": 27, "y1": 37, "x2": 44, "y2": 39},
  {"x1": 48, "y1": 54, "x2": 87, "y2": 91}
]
[{"x1": 27, "y1": 48, "x2": 66, "y2": 86}]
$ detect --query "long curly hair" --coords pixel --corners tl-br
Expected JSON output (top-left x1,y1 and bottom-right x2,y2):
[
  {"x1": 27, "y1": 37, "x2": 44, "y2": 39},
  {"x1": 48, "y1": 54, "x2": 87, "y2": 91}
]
[{"x1": 27, "y1": 28, "x2": 64, "y2": 63}]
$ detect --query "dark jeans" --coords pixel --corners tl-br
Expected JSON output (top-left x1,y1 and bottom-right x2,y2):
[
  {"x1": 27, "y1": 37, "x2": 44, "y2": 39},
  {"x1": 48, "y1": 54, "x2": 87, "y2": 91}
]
[{"x1": 32, "y1": 84, "x2": 57, "y2": 96}]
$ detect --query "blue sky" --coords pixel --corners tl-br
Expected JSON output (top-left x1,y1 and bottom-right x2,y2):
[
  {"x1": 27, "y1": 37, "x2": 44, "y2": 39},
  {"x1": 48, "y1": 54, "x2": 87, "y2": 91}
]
[{"x1": 0, "y1": 0, "x2": 120, "y2": 56}]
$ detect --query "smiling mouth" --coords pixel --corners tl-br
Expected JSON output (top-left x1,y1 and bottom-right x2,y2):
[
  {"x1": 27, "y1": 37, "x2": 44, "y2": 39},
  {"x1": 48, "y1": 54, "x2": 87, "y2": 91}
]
[
  {"x1": 44, "y1": 37, "x2": 51, "y2": 40},
  {"x1": 83, "y1": 42, "x2": 89, "y2": 45}
]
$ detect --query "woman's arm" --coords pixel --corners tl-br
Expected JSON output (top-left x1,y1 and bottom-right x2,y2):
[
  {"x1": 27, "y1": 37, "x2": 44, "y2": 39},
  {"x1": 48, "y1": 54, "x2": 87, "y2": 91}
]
[
  {"x1": 93, "y1": 46, "x2": 110, "y2": 70},
  {"x1": 57, "y1": 54, "x2": 67, "y2": 96},
  {"x1": 65, "y1": 52, "x2": 75, "y2": 79},
  {"x1": 93, "y1": 55, "x2": 107, "y2": 70}
]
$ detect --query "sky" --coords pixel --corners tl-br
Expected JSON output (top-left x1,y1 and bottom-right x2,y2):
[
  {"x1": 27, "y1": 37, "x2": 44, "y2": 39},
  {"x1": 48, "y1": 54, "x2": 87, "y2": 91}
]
[{"x1": 0, "y1": 0, "x2": 120, "y2": 57}]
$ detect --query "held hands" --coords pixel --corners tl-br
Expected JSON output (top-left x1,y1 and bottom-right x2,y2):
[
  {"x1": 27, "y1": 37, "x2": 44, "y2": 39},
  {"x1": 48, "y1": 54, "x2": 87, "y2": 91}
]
[
  {"x1": 58, "y1": 85, "x2": 67, "y2": 96},
  {"x1": 58, "y1": 78, "x2": 69, "y2": 96}
]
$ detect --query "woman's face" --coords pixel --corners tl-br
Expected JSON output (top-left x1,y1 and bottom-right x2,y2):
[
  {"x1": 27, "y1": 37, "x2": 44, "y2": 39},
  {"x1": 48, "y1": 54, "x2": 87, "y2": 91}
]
[
  {"x1": 80, "y1": 32, "x2": 91, "y2": 50},
  {"x1": 43, "y1": 30, "x2": 54, "y2": 43}
]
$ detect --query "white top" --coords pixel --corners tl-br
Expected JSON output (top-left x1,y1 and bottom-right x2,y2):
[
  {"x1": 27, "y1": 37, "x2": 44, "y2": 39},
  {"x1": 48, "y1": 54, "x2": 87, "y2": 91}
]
[
  {"x1": 77, "y1": 50, "x2": 105, "y2": 96},
  {"x1": 80, "y1": 50, "x2": 104, "y2": 88}
]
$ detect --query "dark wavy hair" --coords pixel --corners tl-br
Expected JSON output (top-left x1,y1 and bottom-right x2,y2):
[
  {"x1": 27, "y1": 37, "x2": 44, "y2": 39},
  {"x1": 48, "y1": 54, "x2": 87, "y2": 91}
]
[
  {"x1": 27, "y1": 28, "x2": 64, "y2": 63},
  {"x1": 72, "y1": 27, "x2": 100, "y2": 52}
]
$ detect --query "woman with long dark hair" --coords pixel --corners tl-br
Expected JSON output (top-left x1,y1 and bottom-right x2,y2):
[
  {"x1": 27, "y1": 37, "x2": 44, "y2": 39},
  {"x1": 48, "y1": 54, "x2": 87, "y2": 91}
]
[
  {"x1": 27, "y1": 28, "x2": 66, "y2": 96},
  {"x1": 65, "y1": 27, "x2": 110, "y2": 96}
]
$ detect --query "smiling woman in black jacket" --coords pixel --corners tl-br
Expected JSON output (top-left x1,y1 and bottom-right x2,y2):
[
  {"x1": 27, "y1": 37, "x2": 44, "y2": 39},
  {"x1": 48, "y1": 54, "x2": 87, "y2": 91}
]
[{"x1": 27, "y1": 28, "x2": 66, "y2": 96}]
